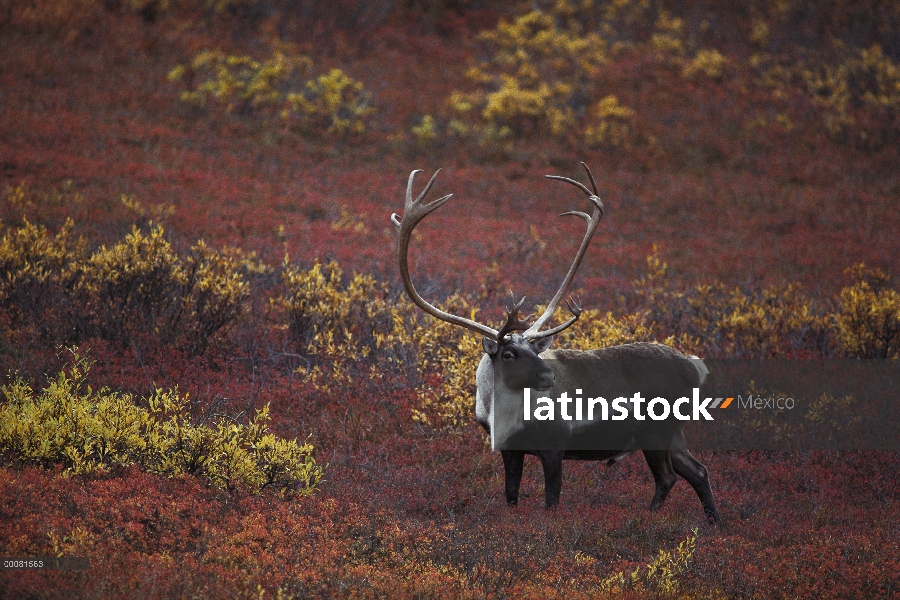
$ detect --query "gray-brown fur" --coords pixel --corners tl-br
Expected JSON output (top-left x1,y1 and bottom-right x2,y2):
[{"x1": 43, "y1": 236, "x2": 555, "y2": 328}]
[{"x1": 477, "y1": 337, "x2": 720, "y2": 522}]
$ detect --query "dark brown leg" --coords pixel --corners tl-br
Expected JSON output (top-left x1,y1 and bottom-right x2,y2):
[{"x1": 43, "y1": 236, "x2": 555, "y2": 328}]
[
  {"x1": 671, "y1": 448, "x2": 720, "y2": 522},
  {"x1": 501, "y1": 450, "x2": 525, "y2": 507},
  {"x1": 538, "y1": 450, "x2": 564, "y2": 508},
  {"x1": 643, "y1": 449, "x2": 677, "y2": 511}
]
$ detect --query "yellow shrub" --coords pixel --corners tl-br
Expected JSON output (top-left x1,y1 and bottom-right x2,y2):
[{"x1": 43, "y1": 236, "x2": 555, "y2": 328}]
[
  {"x1": 751, "y1": 41, "x2": 900, "y2": 145},
  {"x1": 750, "y1": 18, "x2": 770, "y2": 47},
  {"x1": 835, "y1": 264, "x2": 900, "y2": 358},
  {"x1": 599, "y1": 527, "x2": 698, "y2": 595},
  {"x1": 170, "y1": 49, "x2": 372, "y2": 137},
  {"x1": 279, "y1": 259, "x2": 364, "y2": 350},
  {"x1": 0, "y1": 350, "x2": 323, "y2": 494},
  {"x1": 120, "y1": 194, "x2": 175, "y2": 225},
  {"x1": 0, "y1": 215, "x2": 253, "y2": 352},
  {"x1": 407, "y1": 294, "x2": 483, "y2": 429},
  {"x1": 444, "y1": 0, "x2": 727, "y2": 145},
  {"x1": 180, "y1": 240, "x2": 256, "y2": 355},
  {"x1": 0, "y1": 217, "x2": 83, "y2": 324},
  {"x1": 556, "y1": 309, "x2": 658, "y2": 350},
  {"x1": 80, "y1": 224, "x2": 184, "y2": 340},
  {"x1": 330, "y1": 206, "x2": 367, "y2": 233},
  {"x1": 9, "y1": 0, "x2": 103, "y2": 41},
  {"x1": 170, "y1": 49, "x2": 311, "y2": 113},
  {"x1": 806, "y1": 44, "x2": 900, "y2": 142},
  {"x1": 121, "y1": 0, "x2": 171, "y2": 17},
  {"x1": 650, "y1": 10, "x2": 686, "y2": 58},
  {"x1": 286, "y1": 68, "x2": 373, "y2": 136},
  {"x1": 683, "y1": 48, "x2": 729, "y2": 79},
  {"x1": 447, "y1": 7, "x2": 608, "y2": 142},
  {"x1": 411, "y1": 114, "x2": 438, "y2": 146},
  {"x1": 584, "y1": 95, "x2": 635, "y2": 147},
  {"x1": 715, "y1": 284, "x2": 823, "y2": 358},
  {"x1": 276, "y1": 259, "x2": 417, "y2": 381},
  {"x1": 276, "y1": 257, "x2": 484, "y2": 427}
]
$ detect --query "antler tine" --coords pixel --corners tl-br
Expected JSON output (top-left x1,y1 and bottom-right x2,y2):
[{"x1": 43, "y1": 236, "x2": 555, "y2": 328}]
[
  {"x1": 560, "y1": 210, "x2": 591, "y2": 221},
  {"x1": 545, "y1": 174, "x2": 593, "y2": 197},
  {"x1": 496, "y1": 291, "x2": 532, "y2": 340},
  {"x1": 580, "y1": 161, "x2": 599, "y2": 195},
  {"x1": 530, "y1": 295, "x2": 583, "y2": 339},
  {"x1": 525, "y1": 165, "x2": 604, "y2": 340},
  {"x1": 508, "y1": 291, "x2": 534, "y2": 325},
  {"x1": 393, "y1": 169, "x2": 453, "y2": 229},
  {"x1": 507, "y1": 290, "x2": 526, "y2": 312},
  {"x1": 394, "y1": 169, "x2": 499, "y2": 339}
]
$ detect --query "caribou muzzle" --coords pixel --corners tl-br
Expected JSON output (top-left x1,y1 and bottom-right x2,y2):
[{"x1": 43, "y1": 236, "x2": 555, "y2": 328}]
[{"x1": 533, "y1": 365, "x2": 555, "y2": 391}]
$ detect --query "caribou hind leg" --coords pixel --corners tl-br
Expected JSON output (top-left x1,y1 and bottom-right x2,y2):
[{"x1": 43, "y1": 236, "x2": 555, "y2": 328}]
[
  {"x1": 671, "y1": 448, "x2": 720, "y2": 522},
  {"x1": 643, "y1": 450, "x2": 678, "y2": 511}
]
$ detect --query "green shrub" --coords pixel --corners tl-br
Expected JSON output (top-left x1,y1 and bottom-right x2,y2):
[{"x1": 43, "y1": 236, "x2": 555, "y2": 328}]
[{"x1": 0, "y1": 351, "x2": 323, "y2": 495}]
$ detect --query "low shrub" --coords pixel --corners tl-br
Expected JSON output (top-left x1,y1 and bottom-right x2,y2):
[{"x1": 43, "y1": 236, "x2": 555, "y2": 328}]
[
  {"x1": 0, "y1": 217, "x2": 257, "y2": 355},
  {"x1": 0, "y1": 350, "x2": 324, "y2": 495},
  {"x1": 169, "y1": 47, "x2": 374, "y2": 137},
  {"x1": 3, "y1": 212, "x2": 898, "y2": 429},
  {"x1": 77, "y1": 224, "x2": 257, "y2": 354},
  {"x1": 599, "y1": 527, "x2": 698, "y2": 596},
  {"x1": 834, "y1": 264, "x2": 900, "y2": 358},
  {"x1": 0, "y1": 217, "x2": 84, "y2": 338},
  {"x1": 432, "y1": 0, "x2": 728, "y2": 150}
]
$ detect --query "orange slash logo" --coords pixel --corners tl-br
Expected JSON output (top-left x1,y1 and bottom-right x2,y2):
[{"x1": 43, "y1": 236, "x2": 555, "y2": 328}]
[{"x1": 711, "y1": 397, "x2": 734, "y2": 409}]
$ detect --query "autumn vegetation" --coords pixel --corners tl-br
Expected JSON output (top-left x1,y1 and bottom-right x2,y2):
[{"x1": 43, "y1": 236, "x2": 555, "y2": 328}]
[{"x1": 1, "y1": 0, "x2": 899, "y2": 597}]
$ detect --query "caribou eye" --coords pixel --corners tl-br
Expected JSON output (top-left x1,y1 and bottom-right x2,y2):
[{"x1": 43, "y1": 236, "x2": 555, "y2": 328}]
[{"x1": 502, "y1": 350, "x2": 516, "y2": 360}]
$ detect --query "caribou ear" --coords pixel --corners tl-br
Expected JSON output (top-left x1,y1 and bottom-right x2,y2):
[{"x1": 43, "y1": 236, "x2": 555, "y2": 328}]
[
  {"x1": 482, "y1": 337, "x2": 499, "y2": 356},
  {"x1": 531, "y1": 336, "x2": 553, "y2": 353}
]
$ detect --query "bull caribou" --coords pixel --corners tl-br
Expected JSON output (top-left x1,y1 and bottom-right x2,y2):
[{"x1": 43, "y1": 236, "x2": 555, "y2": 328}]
[{"x1": 391, "y1": 164, "x2": 719, "y2": 522}]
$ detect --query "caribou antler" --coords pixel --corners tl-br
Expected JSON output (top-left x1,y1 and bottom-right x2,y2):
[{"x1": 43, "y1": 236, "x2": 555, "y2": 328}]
[
  {"x1": 523, "y1": 162, "x2": 603, "y2": 341},
  {"x1": 393, "y1": 165, "x2": 603, "y2": 342},
  {"x1": 393, "y1": 170, "x2": 500, "y2": 339},
  {"x1": 496, "y1": 292, "x2": 533, "y2": 340}
]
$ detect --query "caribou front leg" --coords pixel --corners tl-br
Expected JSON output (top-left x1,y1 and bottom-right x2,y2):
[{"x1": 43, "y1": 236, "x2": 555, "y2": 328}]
[
  {"x1": 501, "y1": 450, "x2": 525, "y2": 507},
  {"x1": 538, "y1": 450, "x2": 564, "y2": 508}
]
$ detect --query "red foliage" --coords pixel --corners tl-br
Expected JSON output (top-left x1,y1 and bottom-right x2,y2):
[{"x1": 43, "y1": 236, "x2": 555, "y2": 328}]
[{"x1": 1, "y1": 4, "x2": 899, "y2": 597}]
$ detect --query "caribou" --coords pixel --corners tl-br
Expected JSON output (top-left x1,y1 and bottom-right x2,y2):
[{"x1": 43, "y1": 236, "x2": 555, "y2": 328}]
[{"x1": 391, "y1": 164, "x2": 720, "y2": 522}]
